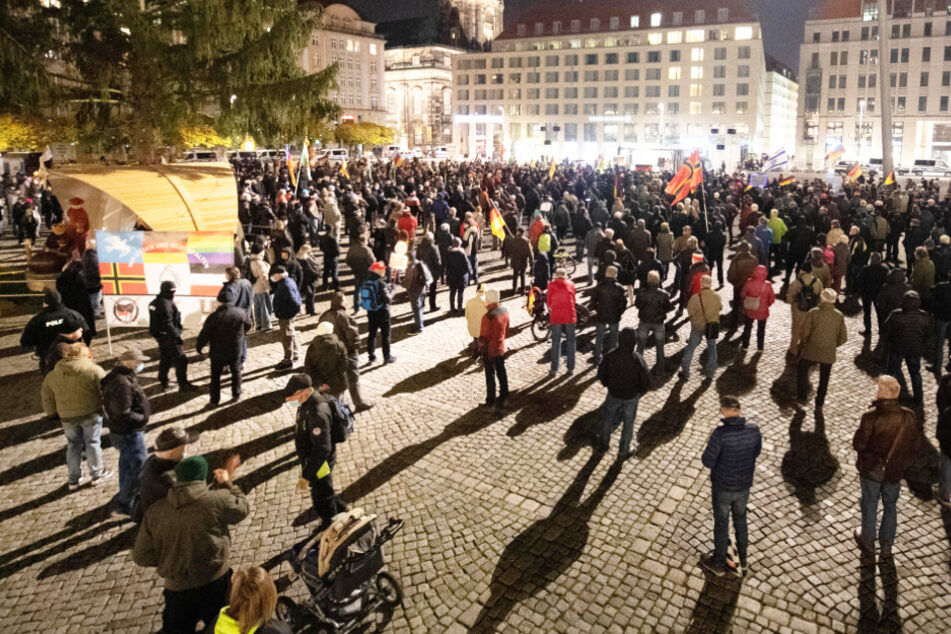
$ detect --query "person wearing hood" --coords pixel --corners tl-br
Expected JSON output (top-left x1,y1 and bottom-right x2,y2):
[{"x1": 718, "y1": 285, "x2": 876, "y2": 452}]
[
  {"x1": 787, "y1": 267, "x2": 823, "y2": 355},
  {"x1": 547, "y1": 268, "x2": 577, "y2": 377},
  {"x1": 479, "y1": 288, "x2": 510, "y2": 408},
  {"x1": 417, "y1": 231, "x2": 443, "y2": 312},
  {"x1": 797, "y1": 289, "x2": 848, "y2": 410},
  {"x1": 270, "y1": 265, "x2": 302, "y2": 370},
  {"x1": 42, "y1": 341, "x2": 112, "y2": 490},
  {"x1": 294, "y1": 244, "x2": 320, "y2": 315},
  {"x1": 284, "y1": 373, "x2": 346, "y2": 530},
  {"x1": 882, "y1": 290, "x2": 932, "y2": 403},
  {"x1": 21, "y1": 288, "x2": 89, "y2": 374},
  {"x1": 852, "y1": 376, "x2": 919, "y2": 558},
  {"x1": 56, "y1": 260, "x2": 95, "y2": 345},
  {"x1": 855, "y1": 253, "x2": 888, "y2": 338},
  {"x1": 273, "y1": 246, "x2": 303, "y2": 290},
  {"x1": 597, "y1": 327, "x2": 652, "y2": 459},
  {"x1": 149, "y1": 281, "x2": 198, "y2": 392},
  {"x1": 318, "y1": 295, "x2": 371, "y2": 410},
  {"x1": 784, "y1": 217, "x2": 816, "y2": 285},
  {"x1": 303, "y1": 321, "x2": 349, "y2": 400},
  {"x1": 133, "y1": 455, "x2": 249, "y2": 634},
  {"x1": 101, "y1": 349, "x2": 151, "y2": 518},
  {"x1": 739, "y1": 265, "x2": 775, "y2": 351},
  {"x1": 197, "y1": 286, "x2": 252, "y2": 406},
  {"x1": 362, "y1": 261, "x2": 395, "y2": 364},
  {"x1": 446, "y1": 236, "x2": 473, "y2": 313},
  {"x1": 681, "y1": 275, "x2": 721, "y2": 381}
]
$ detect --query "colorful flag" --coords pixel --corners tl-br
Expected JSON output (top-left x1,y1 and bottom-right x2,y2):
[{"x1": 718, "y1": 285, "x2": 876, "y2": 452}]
[
  {"x1": 548, "y1": 159, "x2": 556, "y2": 180},
  {"x1": 613, "y1": 172, "x2": 619, "y2": 200},
  {"x1": 393, "y1": 152, "x2": 403, "y2": 168},
  {"x1": 687, "y1": 150, "x2": 703, "y2": 193},
  {"x1": 489, "y1": 207, "x2": 507, "y2": 241},
  {"x1": 780, "y1": 176, "x2": 796, "y2": 187},
  {"x1": 285, "y1": 144, "x2": 296, "y2": 188},
  {"x1": 847, "y1": 162, "x2": 862, "y2": 181},
  {"x1": 596, "y1": 156, "x2": 606, "y2": 172},
  {"x1": 665, "y1": 150, "x2": 702, "y2": 206},
  {"x1": 300, "y1": 141, "x2": 311, "y2": 183},
  {"x1": 763, "y1": 148, "x2": 788, "y2": 173},
  {"x1": 825, "y1": 144, "x2": 845, "y2": 162},
  {"x1": 339, "y1": 159, "x2": 349, "y2": 180},
  {"x1": 884, "y1": 171, "x2": 895, "y2": 186},
  {"x1": 186, "y1": 232, "x2": 234, "y2": 296}
]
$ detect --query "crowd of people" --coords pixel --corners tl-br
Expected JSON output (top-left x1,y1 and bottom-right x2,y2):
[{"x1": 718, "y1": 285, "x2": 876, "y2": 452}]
[{"x1": 12, "y1": 152, "x2": 951, "y2": 629}]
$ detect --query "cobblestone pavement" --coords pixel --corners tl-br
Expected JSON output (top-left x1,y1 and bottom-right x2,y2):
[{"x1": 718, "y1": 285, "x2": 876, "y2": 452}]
[{"x1": 1, "y1": 233, "x2": 950, "y2": 634}]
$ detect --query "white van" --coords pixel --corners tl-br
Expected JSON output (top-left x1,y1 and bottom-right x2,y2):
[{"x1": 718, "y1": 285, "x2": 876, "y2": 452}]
[
  {"x1": 431, "y1": 146, "x2": 450, "y2": 159},
  {"x1": 318, "y1": 148, "x2": 349, "y2": 162},
  {"x1": 256, "y1": 149, "x2": 288, "y2": 161},
  {"x1": 179, "y1": 149, "x2": 218, "y2": 162},
  {"x1": 910, "y1": 159, "x2": 951, "y2": 177}
]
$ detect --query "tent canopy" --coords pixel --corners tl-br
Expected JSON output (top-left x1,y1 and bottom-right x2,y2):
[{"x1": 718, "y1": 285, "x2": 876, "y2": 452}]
[{"x1": 47, "y1": 162, "x2": 238, "y2": 233}]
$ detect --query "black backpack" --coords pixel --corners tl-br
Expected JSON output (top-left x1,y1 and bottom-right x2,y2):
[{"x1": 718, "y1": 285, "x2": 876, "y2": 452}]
[
  {"x1": 327, "y1": 396, "x2": 355, "y2": 443},
  {"x1": 797, "y1": 279, "x2": 820, "y2": 313}
]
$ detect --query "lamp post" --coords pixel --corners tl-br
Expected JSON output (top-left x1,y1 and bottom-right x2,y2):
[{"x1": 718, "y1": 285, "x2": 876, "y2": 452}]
[{"x1": 858, "y1": 98, "x2": 867, "y2": 161}]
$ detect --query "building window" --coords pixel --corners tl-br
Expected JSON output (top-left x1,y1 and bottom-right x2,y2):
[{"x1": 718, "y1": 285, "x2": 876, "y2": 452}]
[
  {"x1": 943, "y1": 71, "x2": 951, "y2": 86},
  {"x1": 713, "y1": 84, "x2": 725, "y2": 96},
  {"x1": 545, "y1": 87, "x2": 559, "y2": 99},
  {"x1": 736, "y1": 83, "x2": 749, "y2": 96},
  {"x1": 590, "y1": 18, "x2": 600, "y2": 30},
  {"x1": 672, "y1": 11, "x2": 683, "y2": 26},
  {"x1": 712, "y1": 101, "x2": 726, "y2": 114},
  {"x1": 624, "y1": 69, "x2": 639, "y2": 81},
  {"x1": 545, "y1": 104, "x2": 559, "y2": 115},
  {"x1": 605, "y1": 69, "x2": 618, "y2": 81},
  {"x1": 583, "y1": 70, "x2": 598, "y2": 81},
  {"x1": 609, "y1": 16, "x2": 619, "y2": 30},
  {"x1": 831, "y1": 52, "x2": 838, "y2": 66},
  {"x1": 668, "y1": 67, "x2": 681, "y2": 80},
  {"x1": 919, "y1": 96, "x2": 928, "y2": 111},
  {"x1": 650, "y1": 12, "x2": 662, "y2": 27},
  {"x1": 717, "y1": 8, "x2": 729, "y2": 22},
  {"x1": 691, "y1": 66, "x2": 703, "y2": 79},
  {"x1": 858, "y1": 74, "x2": 866, "y2": 88},
  {"x1": 813, "y1": 32, "x2": 820, "y2": 42},
  {"x1": 624, "y1": 85, "x2": 639, "y2": 98},
  {"x1": 827, "y1": 98, "x2": 836, "y2": 112},
  {"x1": 545, "y1": 71, "x2": 558, "y2": 82},
  {"x1": 666, "y1": 103, "x2": 679, "y2": 115},
  {"x1": 737, "y1": 65, "x2": 749, "y2": 78},
  {"x1": 565, "y1": 87, "x2": 578, "y2": 98},
  {"x1": 627, "y1": 52, "x2": 640, "y2": 63},
  {"x1": 735, "y1": 26, "x2": 753, "y2": 40},
  {"x1": 691, "y1": 47, "x2": 704, "y2": 61},
  {"x1": 922, "y1": 72, "x2": 930, "y2": 86},
  {"x1": 585, "y1": 53, "x2": 598, "y2": 65},
  {"x1": 670, "y1": 50, "x2": 681, "y2": 62},
  {"x1": 901, "y1": 48, "x2": 908, "y2": 62},
  {"x1": 645, "y1": 85, "x2": 660, "y2": 97},
  {"x1": 668, "y1": 85, "x2": 680, "y2": 97},
  {"x1": 630, "y1": 15, "x2": 640, "y2": 28},
  {"x1": 668, "y1": 31, "x2": 682, "y2": 44},
  {"x1": 695, "y1": 10, "x2": 705, "y2": 23},
  {"x1": 583, "y1": 87, "x2": 598, "y2": 98},
  {"x1": 714, "y1": 65, "x2": 726, "y2": 78},
  {"x1": 714, "y1": 47, "x2": 726, "y2": 60},
  {"x1": 571, "y1": 20, "x2": 581, "y2": 32},
  {"x1": 735, "y1": 101, "x2": 748, "y2": 114},
  {"x1": 941, "y1": 96, "x2": 949, "y2": 111},
  {"x1": 565, "y1": 123, "x2": 577, "y2": 142},
  {"x1": 564, "y1": 103, "x2": 578, "y2": 114},
  {"x1": 647, "y1": 51, "x2": 660, "y2": 63},
  {"x1": 738, "y1": 46, "x2": 751, "y2": 59},
  {"x1": 689, "y1": 102, "x2": 702, "y2": 115},
  {"x1": 517, "y1": 24, "x2": 526, "y2": 36},
  {"x1": 584, "y1": 123, "x2": 597, "y2": 141},
  {"x1": 605, "y1": 52, "x2": 619, "y2": 64},
  {"x1": 923, "y1": 47, "x2": 932, "y2": 62}
]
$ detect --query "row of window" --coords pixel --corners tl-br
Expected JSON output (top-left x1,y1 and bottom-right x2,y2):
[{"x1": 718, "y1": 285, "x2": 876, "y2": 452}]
[
  {"x1": 825, "y1": 69, "x2": 951, "y2": 91},
  {"x1": 458, "y1": 82, "x2": 749, "y2": 100},
  {"x1": 457, "y1": 64, "x2": 749, "y2": 86},
  {"x1": 812, "y1": 45, "x2": 951, "y2": 69},
  {"x1": 803, "y1": 119, "x2": 908, "y2": 144},
  {"x1": 814, "y1": 18, "x2": 951, "y2": 43},
  {"x1": 332, "y1": 93, "x2": 380, "y2": 109},
  {"x1": 458, "y1": 46, "x2": 751, "y2": 70},
  {"x1": 822, "y1": 95, "x2": 949, "y2": 113},
  {"x1": 493, "y1": 119, "x2": 751, "y2": 145},
  {"x1": 514, "y1": 9, "x2": 734, "y2": 37},
  {"x1": 496, "y1": 27, "x2": 748, "y2": 53},
  {"x1": 456, "y1": 101, "x2": 750, "y2": 117}
]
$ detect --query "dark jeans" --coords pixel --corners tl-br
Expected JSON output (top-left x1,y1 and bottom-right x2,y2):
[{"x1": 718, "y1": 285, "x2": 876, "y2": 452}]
[
  {"x1": 934, "y1": 319, "x2": 951, "y2": 375},
  {"x1": 307, "y1": 471, "x2": 346, "y2": 526},
  {"x1": 449, "y1": 284, "x2": 465, "y2": 311},
  {"x1": 712, "y1": 485, "x2": 750, "y2": 564},
  {"x1": 110, "y1": 430, "x2": 146, "y2": 514},
  {"x1": 710, "y1": 253, "x2": 724, "y2": 286},
  {"x1": 741, "y1": 318, "x2": 766, "y2": 350},
  {"x1": 410, "y1": 294, "x2": 425, "y2": 332},
  {"x1": 860, "y1": 477, "x2": 900, "y2": 546},
  {"x1": 797, "y1": 359, "x2": 832, "y2": 406},
  {"x1": 861, "y1": 295, "x2": 876, "y2": 333},
  {"x1": 323, "y1": 257, "x2": 339, "y2": 290},
  {"x1": 162, "y1": 569, "x2": 232, "y2": 634},
  {"x1": 209, "y1": 357, "x2": 241, "y2": 404},
  {"x1": 428, "y1": 278, "x2": 439, "y2": 310},
  {"x1": 484, "y1": 355, "x2": 508, "y2": 403},
  {"x1": 352, "y1": 275, "x2": 366, "y2": 314},
  {"x1": 157, "y1": 336, "x2": 188, "y2": 387},
  {"x1": 469, "y1": 253, "x2": 479, "y2": 284},
  {"x1": 367, "y1": 310, "x2": 391, "y2": 360},
  {"x1": 512, "y1": 267, "x2": 527, "y2": 293},
  {"x1": 886, "y1": 352, "x2": 923, "y2": 402}
]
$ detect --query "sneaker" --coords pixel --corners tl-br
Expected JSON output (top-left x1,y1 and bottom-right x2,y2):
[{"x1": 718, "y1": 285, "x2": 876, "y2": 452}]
[
  {"x1": 367, "y1": 355, "x2": 377, "y2": 363},
  {"x1": 933, "y1": 485, "x2": 951, "y2": 508},
  {"x1": 68, "y1": 478, "x2": 88, "y2": 491},
  {"x1": 699, "y1": 552, "x2": 729, "y2": 577},
  {"x1": 853, "y1": 527, "x2": 874, "y2": 553},
  {"x1": 179, "y1": 383, "x2": 199, "y2": 393},
  {"x1": 384, "y1": 356, "x2": 397, "y2": 364},
  {"x1": 274, "y1": 360, "x2": 293, "y2": 370},
  {"x1": 90, "y1": 470, "x2": 114, "y2": 486},
  {"x1": 481, "y1": 400, "x2": 495, "y2": 408}
]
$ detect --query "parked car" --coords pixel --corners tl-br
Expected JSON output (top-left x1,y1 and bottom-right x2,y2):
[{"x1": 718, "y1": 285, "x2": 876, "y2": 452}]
[
  {"x1": 257, "y1": 148, "x2": 288, "y2": 161},
  {"x1": 909, "y1": 159, "x2": 951, "y2": 177},
  {"x1": 834, "y1": 160, "x2": 867, "y2": 174},
  {"x1": 317, "y1": 148, "x2": 349, "y2": 162},
  {"x1": 179, "y1": 149, "x2": 218, "y2": 162},
  {"x1": 430, "y1": 146, "x2": 450, "y2": 159}
]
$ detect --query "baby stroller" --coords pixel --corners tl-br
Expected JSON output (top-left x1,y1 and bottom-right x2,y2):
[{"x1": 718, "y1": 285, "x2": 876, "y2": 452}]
[{"x1": 276, "y1": 508, "x2": 404, "y2": 633}]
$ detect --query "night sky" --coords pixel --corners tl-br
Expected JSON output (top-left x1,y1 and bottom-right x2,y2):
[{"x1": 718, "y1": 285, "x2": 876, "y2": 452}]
[{"x1": 350, "y1": 0, "x2": 821, "y2": 71}]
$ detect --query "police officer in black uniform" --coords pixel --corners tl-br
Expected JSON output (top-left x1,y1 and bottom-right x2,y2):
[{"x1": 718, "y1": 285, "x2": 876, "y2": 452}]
[
  {"x1": 20, "y1": 289, "x2": 89, "y2": 374},
  {"x1": 148, "y1": 281, "x2": 197, "y2": 392},
  {"x1": 284, "y1": 374, "x2": 346, "y2": 528}
]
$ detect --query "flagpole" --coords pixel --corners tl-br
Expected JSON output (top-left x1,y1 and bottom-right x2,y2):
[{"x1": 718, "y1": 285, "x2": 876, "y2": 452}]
[
  {"x1": 294, "y1": 158, "x2": 304, "y2": 198},
  {"x1": 700, "y1": 178, "x2": 709, "y2": 234}
]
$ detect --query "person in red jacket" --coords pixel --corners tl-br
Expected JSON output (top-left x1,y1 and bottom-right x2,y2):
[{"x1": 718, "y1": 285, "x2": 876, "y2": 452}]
[
  {"x1": 397, "y1": 206, "x2": 418, "y2": 239},
  {"x1": 547, "y1": 268, "x2": 577, "y2": 376},
  {"x1": 479, "y1": 288, "x2": 510, "y2": 408},
  {"x1": 739, "y1": 265, "x2": 776, "y2": 350}
]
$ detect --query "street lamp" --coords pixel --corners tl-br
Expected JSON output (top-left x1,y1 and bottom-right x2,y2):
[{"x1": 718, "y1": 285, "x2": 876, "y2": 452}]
[{"x1": 858, "y1": 99, "x2": 867, "y2": 161}]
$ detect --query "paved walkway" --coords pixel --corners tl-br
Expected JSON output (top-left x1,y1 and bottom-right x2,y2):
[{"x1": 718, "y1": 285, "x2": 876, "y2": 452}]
[{"x1": 0, "y1": 234, "x2": 949, "y2": 633}]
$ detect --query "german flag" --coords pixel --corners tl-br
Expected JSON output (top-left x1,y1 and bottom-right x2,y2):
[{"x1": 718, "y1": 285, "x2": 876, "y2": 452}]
[
  {"x1": 99, "y1": 262, "x2": 148, "y2": 295},
  {"x1": 847, "y1": 162, "x2": 862, "y2": 181},
  {"x1": 548, "y1": 159, "x2": 556, "y2": 180},
  {"x1": 780, "y1": 176, "x2": 796, "y2": 187},
  {"x1": 884, "y1": 171, "x2": 895, "y2": 186}
]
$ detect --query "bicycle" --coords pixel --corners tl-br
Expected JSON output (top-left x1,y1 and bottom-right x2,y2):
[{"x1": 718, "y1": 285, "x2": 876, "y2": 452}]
[
  {"x1": 527, "y1": 286, "x2": 591, "y2": 342},
  {"x1": 551, "y1": 247, "x2": 578, "y2": 276}
]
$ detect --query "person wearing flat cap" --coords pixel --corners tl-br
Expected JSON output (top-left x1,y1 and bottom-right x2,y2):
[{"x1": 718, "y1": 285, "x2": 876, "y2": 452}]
[
  {"x1": 284, "y1": 374, "x2": 346, "y2": 529},
  {"x1": 197, "y1": 286, "x2": 253, "y2": 407},
  {"x1": 101, "y1": 349, "x2": 151, "y2": 517},
  {"x1": 133, "y1": 455, "x2": 248, "y2": 634},
  {"x1": 135, "y1": 426, "x2": 200, "y2": 522}
]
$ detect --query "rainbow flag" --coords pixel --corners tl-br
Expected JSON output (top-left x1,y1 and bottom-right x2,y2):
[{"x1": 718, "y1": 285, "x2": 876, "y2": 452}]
[{"x1": 187, "y1": 231, "x2": 234, "y2": 296}]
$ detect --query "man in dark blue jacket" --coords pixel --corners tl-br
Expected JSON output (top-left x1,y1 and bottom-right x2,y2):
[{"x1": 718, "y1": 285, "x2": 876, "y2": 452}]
[
  {"x1": 271, "y1": 265, "x2": 302, "y2": 370},
  {"x1": 196, "y1": 286, "x2": 252, "y2": 406},
  {"x1": 700, "y1": 394, "x2": 762, "y2": 576},
  {"x1": 362, "y1": 261, "x2": 395, "y2": 364}
]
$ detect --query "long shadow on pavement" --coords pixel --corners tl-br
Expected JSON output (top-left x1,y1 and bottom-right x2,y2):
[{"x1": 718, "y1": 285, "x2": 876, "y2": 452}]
[
  {"x1": 635, "y1": 379, "x2": 711, "y2": 459},
  {"x1": 382, "y1": 354, "x2": 478, "y2": 397},
  {"x1": 469, "y1": 452, "x2": 620, "y2": 633},
  {"x1": 685, "y1": 571, "x2": 741, "y2": 634},
  {"x1": 780, "y1": 409, "x2": 840, "y2": 509}
]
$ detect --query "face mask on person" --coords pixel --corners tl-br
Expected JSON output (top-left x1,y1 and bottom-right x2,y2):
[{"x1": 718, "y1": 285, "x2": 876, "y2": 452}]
[
  {"x1": 286, "y1": 399, "x2": 301, "y2": 411},
  {"x1": 270, "y1": 276, "x2": 280, "y2": 283},
  {"x1": 135, "y1": 363, "x2": 145, "y2": 373}
]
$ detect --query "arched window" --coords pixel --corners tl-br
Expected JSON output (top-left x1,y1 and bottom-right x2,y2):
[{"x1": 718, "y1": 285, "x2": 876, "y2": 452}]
[
  {"x1": 442, "y1": 89, "x2": 452, "y2": 116},
  {"x1": 412, "y1": 87, "x2": 423, "y2": 116}
]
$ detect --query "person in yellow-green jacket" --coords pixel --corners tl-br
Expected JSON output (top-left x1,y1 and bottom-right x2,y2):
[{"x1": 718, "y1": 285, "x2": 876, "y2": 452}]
[
  {"x1": 214, "y1": 567, "x2": 291, "y2": 634},
  {"x1": 766, "y1": 209, "x2": 788, "y2": 279}
]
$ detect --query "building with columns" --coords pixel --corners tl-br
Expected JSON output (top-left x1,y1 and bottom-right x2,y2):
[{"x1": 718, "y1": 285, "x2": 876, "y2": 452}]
[
  {"x1": 452, "y1": 0, "x2": 775, "y2": 167},
  {"x1": 762, "y1": 56, "x2": 800, "y2": 155},
  {"x1": 796, "y1": 0, "x2": 951, "y2": 170},
  {"x1": 301, "y1": 3, "x2": 388, "y2": 125}
]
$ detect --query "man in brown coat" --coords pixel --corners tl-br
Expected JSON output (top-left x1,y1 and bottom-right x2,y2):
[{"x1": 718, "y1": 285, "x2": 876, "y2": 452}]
[
  {"x1": 726, "y1": 241, "x2": 758, "y2": 321},
  {"x1": 852, "y1": 376, "x2": 920, "y2": 557},
  {"x1": 797, "y1": 288, "x2": 848, "y2": 410},
  {"x1": 508, "y1": 227, "x2": 534, "y2": 294},
  {"x1": 319, "y1": 292, "x2": 372, "y2": 412}
]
